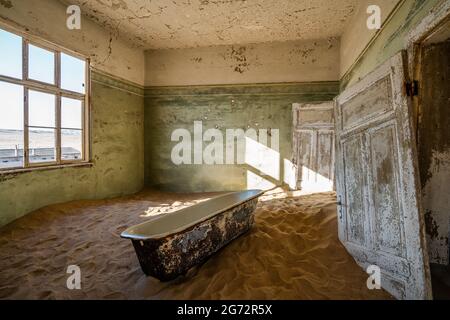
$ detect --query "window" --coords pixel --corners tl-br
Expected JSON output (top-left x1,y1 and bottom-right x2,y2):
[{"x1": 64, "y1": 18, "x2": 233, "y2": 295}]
[{"x1": 0, "y1": 26, "x2": 89, "y2": 171}]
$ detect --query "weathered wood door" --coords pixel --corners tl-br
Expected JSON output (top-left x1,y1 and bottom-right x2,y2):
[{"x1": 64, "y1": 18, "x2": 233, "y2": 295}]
[
  {"x1": 292, "y1": 102, "x2": 335, "y2": 192},
  {"x1": 334, "y1": 52, "x2": 432, "y2": 299}
]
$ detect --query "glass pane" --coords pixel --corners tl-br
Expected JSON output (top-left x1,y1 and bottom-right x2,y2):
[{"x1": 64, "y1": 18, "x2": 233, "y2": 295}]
[
  {"x1": 61, "y1": 53, "x2": 86, "y2": 93},
  {"x1": 62, "y1": 129, "x2": 82, "y2": 161},
  {"x1": 29, "y1": 90, "x2": 55, "y2": 127},
  {"x1": 29, "y1": 128, "x2": 55, "y2": 163},
  {"x1": 28, "y1": 44, "x2": 55, "y2": 84},
  {"x1": 0, "y1": 81, "x2": 24, "y2": 169},
  {"x1": 0, "y1": 29, "x2": 22, "y2": 79},
  {"x1": 61, "y1": 97, "x2": 82, "y2": 129}
]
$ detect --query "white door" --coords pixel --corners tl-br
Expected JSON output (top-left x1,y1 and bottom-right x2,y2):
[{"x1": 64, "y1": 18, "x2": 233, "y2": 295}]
[
  {"x1": 334, "y1": 52, "x2": 432, "y2": 299},
  {"x1": 292, "y1": 102, "x2": 335, "y2": 193}
]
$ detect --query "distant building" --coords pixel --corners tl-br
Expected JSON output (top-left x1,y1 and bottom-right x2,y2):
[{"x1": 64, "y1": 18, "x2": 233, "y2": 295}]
[{"x1": 0, "y1": 147, "x2": 81, "y2": 168}]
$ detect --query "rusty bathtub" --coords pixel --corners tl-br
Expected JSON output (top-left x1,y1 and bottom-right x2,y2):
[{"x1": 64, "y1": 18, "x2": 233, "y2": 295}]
[{"x1": 121, "y1": 189, "x2": 264, "y2": 281}]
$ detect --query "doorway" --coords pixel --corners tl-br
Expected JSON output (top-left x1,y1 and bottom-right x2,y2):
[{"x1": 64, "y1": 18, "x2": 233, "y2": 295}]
[
  {"x1": 292, "y1": 102, "x2": 335, "y2": 193},
  {"x1": 413, "y1": 17, "x2": 450, "y2": 300}
]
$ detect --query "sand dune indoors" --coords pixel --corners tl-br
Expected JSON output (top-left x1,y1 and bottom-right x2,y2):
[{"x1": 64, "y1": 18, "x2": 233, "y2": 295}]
[{"x1": 0, "y1": 189, "x2": 392, "y2": 300}]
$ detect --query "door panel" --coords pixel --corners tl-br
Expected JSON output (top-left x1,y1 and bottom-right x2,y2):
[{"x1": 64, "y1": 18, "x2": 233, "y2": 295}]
[
  {"x1": 293, "y1": 102, "x2": 335, "y2": 192},
  {"x1": 368, "y1": 123, "x2": 405, "y2": 257},
  {"x1": 334, "y1": 52, "x2": 431, "y2": 299},
  {"x1": 341, "y1": 77, "x2": 393, "y2": 131},
  {"x1": 317, "y1": 131, "x2": 334, "y2": 180},
  {"x1": 342, "y1": 134, "x2": 367, "y2": 247},
  {"x1": 296, "y1": 130, "x2": 313, "y2": 173}
]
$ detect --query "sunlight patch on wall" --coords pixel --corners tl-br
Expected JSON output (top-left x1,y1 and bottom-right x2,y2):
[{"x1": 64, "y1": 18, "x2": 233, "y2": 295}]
[
  {"x1": 246, "y1": 171, "x2": 276, "y2": 190},
  {"x1": 299, "y1": 165, "x2": 333, "y2": 192},
  {"x1": 283, "y1": 158, "x2": 297, "y2": 190},
  {"x1": 244, "y1": 136, "x2": 280, "y2": 181}
]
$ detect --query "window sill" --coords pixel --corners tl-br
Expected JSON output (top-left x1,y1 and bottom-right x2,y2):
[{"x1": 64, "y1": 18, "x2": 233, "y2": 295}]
[{"x1": 0, "y1": 162, "x2": 93, "y2": 175}]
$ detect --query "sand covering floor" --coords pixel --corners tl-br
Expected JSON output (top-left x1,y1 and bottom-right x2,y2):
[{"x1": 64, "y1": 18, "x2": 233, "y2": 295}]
[{"x1": 0, "y1": 189, "x2": 392, "y2": 299}]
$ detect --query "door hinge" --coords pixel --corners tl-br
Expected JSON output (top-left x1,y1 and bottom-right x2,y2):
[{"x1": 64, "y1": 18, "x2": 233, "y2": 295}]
[{"x1": 405, "y1": 80, "x2": 419, "y2": 97}]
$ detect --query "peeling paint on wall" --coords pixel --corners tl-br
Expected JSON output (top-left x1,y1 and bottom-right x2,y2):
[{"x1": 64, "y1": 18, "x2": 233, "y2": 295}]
[
  {"x1": 425, "y1": 210, "x2": 439, "y2": 240},
  {"x1": 145, "y1": 38, "x2": 340, "y2": 86},
  {"x1": 0, "y1": 72, "x2": 145, "y2": 228},
  {"x1": 340, "y1": 0, "x2": 402, "y2": 78},
  {"x1": 227, "y1": 46, "x2": 250, "y2": 73},
  {"x1": 419, "y1": 41, "x2": 450, "y2": 265},
  {"x1": 0, "y1": 0, "x2": 13, "y2": 9},
  {"x1": 144, "y1": 82, "x2": 339, "y2": 192},
  {"x1": 340, "y1": 0, "x2": 440, "y2": 90},
  {"x1": 191, "y1": 57, "x2": 203, "y2": 64},
  {"x1": 422, "y1": 151, "x2": 450, "y2": 264},
  {"x1": 0, "y1": 0, "x2": 145, "y2": 85}
]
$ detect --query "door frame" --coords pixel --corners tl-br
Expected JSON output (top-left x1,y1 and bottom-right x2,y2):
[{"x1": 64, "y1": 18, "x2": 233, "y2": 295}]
[
  {"x1": 405, "y1": 0, "x2": 450, "y2": 132},
  {"x1": 292, "y1": 102, "x2": 335, "y2": 191},
  {"x1": 405, "y1": 1, "x2": 450, "y2": 266}
]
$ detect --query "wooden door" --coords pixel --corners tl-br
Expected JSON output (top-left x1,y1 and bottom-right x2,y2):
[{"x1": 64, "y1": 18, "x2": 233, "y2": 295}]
[
  {"x1": 334, "y1": 52, "x2": 432, "y2": 299},
  {"x1": 292, "y1": 102, "x2": 335, "y2": 193}
]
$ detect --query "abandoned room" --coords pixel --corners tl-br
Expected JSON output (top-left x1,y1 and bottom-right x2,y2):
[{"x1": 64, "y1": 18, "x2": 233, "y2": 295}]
[{"x1": 0, "y1": 0, "x2": 449, "y2": 301}]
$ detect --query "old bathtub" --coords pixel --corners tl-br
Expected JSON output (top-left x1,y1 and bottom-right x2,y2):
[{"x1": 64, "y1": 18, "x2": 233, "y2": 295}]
[{"x1": 121, "y1": 189, "x2": 264, "y2": 281}]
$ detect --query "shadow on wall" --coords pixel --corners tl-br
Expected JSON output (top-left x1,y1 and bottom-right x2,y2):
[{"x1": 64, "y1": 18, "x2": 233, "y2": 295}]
[
  {"x1": 144, "y1": 82, "x2": 340, "y2": 192},
  {"x1": 147, "y1": 124, "x2": 334, "y2": 193}
]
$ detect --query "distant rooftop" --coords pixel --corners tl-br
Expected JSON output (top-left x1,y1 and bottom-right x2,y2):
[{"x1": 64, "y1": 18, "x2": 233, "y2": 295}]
[{"x1": 0, "y1": 147, "x2": 80, "y2": 158}]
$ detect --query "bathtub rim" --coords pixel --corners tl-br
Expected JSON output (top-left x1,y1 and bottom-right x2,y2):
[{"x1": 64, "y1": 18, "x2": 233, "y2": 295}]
[{"x1": 120, "y1": 189, "x2": 264, "y2": 241}]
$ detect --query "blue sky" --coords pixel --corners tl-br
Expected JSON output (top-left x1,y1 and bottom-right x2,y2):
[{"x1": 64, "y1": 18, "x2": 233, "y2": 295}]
[{"x1": 0, "y1": 28, "x2": 85, "y2": 132}]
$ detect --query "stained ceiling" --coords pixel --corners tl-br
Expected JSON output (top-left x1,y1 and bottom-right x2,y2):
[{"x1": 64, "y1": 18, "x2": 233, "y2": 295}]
[{"x1": 63, "y1": 0, "x2": 358, "y2": 50}]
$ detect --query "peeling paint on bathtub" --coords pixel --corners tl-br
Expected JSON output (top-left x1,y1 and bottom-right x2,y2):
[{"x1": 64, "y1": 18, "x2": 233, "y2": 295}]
[{"x1": 128, "y1": 197, "x2": 258, "y2": 281}]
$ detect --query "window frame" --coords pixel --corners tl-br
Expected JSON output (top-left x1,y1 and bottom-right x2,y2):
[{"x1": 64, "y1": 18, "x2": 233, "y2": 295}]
[{"x1": 0, "y1": 23, "x2": 90, "y2": 172}]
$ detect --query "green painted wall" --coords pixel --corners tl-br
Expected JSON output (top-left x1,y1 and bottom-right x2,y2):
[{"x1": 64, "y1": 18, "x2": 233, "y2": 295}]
[
  {"x1": 2, "y1": 0, "x2": 440, "y2": 226},
  {"x1": 144, "y1": 82, "x2": 339, "y2": 192},
  {"x1": 0, "y1": 71, "x2": 145, "y2": 227},
  {"x1": 341, "y1": 0, "x2": 441, "y2": 90}
]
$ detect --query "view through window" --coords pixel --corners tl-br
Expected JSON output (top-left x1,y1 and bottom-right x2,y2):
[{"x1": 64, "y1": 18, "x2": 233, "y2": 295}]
[{"x1": 0, "y1": 27, "x2": 88, "y2": 170}]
